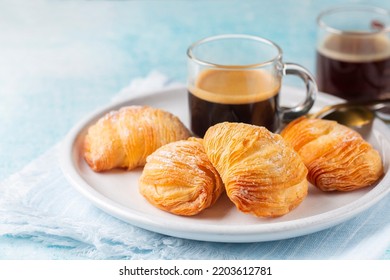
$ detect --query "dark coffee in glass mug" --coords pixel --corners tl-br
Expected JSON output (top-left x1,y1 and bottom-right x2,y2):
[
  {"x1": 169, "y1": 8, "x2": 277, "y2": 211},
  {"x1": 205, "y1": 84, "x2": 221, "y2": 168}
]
[
  {"x1": 188, "y1": 69, "x2": 280, "y2": 137},
  {"x1": 316, "y1": 5, "x2": 390, "y2": 101},
  {"x1": 187, "y1": 34, "x2": 317, "y2": 137}
]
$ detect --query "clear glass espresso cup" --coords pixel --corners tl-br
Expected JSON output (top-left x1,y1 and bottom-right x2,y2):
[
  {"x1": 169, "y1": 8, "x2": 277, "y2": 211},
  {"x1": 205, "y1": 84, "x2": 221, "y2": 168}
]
[
  {"x1": 187, "y1": 34, "x2": 317, "y2": 137},
  {"x1": 316, "y1": 5, "x2": 390, "y2": 101}
]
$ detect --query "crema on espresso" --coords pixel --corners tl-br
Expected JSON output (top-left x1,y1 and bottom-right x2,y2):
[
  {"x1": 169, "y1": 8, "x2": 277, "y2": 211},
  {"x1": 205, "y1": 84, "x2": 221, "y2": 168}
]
[
  {"x1": 188, "y1": 69, "x2": 280, "y2": 137},
  {"x1": 316, "y1": 33, "x2": 390, "y2": 100}
]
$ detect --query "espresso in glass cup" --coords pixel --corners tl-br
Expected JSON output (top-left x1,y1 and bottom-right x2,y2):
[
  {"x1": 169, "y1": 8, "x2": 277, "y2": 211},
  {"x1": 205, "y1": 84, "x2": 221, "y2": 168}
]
[
  {"x1": 316, "y1": 5, "x2": 390, "y2": 101},
  {"x1": 187, "y1": 34, "x2": 317, "y2": 137}
]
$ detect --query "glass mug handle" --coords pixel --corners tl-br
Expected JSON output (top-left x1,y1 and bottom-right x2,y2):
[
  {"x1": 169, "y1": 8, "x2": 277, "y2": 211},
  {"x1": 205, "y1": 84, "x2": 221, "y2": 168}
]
[{"x1": 279, "y1": 63, "x2": 317, "y2": 121}]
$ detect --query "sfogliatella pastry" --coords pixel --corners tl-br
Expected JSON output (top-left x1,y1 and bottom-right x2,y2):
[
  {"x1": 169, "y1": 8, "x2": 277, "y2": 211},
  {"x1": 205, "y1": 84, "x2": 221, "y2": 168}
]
[
  {"x1": 139, "y1": 138, "x2": 224, "y2": 216},
  {"x1": 203, "y1": 122, "x2": 308, "y2": 218},
  {"x1": 280, "y1": 117, "x2": 383, "y2": 191},
  {"x1": 83, "y1": 106, "x2": 190, "y2": 172}
]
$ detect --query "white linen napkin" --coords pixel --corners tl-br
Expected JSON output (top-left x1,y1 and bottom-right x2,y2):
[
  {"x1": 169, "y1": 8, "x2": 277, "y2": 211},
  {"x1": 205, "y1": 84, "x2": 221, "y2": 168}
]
[{"x1": 1, "y1": 71, "x2": 390, "y2": 260}]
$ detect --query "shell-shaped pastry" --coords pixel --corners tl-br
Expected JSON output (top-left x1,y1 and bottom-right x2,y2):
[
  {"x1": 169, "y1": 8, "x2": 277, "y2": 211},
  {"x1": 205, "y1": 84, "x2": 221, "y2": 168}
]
[
  {"x1": 203, "y1": 122, "x2": 308, "y2": 218},
  {"x1": 280, "y1": 117, "x2": 383, "y2": 191},
  {"x1": 139, "y1": 138, "x2": 224, "y2": 216},
  {"x1": 83, "y1": 106, "x2": 190, "y2": 172}
]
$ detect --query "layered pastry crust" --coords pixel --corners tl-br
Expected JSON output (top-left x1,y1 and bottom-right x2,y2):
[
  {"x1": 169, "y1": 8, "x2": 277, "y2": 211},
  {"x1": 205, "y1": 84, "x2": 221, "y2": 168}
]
[
  {"x1": 280, "y1": 117, "x2": 383, "y2": 191},
  {"x1": 83, "y1": 106, "x2": 190, "y2": 172},
  {"x1": 203, "y1": 122, "x2": 308, "y2": 217},
  {"x1": 139, "y1": 138, "x2": 224, "y2": 216}
]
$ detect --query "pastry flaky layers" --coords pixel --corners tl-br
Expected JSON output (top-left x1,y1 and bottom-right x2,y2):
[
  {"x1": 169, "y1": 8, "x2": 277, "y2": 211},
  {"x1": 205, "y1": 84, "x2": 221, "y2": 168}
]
[
  {"x1": 139, "y1": 138, "x2": 224, "y2": 216},
  {"x1": 281, "y1": 117, "x2": 383, "y2": 191},
  {"x1": 83, "y1": 106, "x2": 190, "y2": 172},
  {"x1": 203, "y1": 122, "x2": 309, "y2": 218}
]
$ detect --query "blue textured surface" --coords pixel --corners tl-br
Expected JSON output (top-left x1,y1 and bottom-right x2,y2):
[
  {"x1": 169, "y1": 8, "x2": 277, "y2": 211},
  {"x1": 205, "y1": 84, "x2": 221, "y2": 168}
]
[{"x1": 0, "y1": 0, "x2": 389, "y2": 259}]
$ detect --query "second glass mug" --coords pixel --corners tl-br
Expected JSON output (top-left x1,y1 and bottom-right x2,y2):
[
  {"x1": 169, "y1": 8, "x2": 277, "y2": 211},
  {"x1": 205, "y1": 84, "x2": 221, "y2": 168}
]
[
  {"x1": 187, "y1": 34, "x2": 317, "y2": 137},
  {"x1": 316, "y1": 5, "x2": 390, "y2": 101}
]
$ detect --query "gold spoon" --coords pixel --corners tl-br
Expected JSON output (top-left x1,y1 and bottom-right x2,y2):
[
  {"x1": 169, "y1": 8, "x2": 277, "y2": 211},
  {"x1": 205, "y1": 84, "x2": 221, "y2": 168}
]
[{"x1": 309, "y1": 98, "x2": 390, "y2": 128}]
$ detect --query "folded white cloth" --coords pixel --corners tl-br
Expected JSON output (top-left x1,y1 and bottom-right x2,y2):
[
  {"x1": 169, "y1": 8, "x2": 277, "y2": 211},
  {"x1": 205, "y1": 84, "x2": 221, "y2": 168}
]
[{"x1": 1, "y1": 72, "x2": 389, "y2": 260}]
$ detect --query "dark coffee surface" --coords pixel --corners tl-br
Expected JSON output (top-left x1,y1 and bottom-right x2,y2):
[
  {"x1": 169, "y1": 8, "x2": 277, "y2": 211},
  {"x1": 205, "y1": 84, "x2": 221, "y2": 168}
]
[
  {"x1": 189, "y1": 92, "x2": 279, "y2": 137},
  {"x1": 189, "y1": 69, "x2": 280, "y2": 137},
  {"x1": 316, "y1": 34, "x2": 390, "y2": 100}
]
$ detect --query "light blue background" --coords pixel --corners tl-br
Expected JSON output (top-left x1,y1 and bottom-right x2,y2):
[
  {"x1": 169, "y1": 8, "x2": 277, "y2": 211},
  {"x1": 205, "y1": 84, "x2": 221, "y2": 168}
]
[{"x1": 0, "y1": 0, "x2": 389, "y2": 259}]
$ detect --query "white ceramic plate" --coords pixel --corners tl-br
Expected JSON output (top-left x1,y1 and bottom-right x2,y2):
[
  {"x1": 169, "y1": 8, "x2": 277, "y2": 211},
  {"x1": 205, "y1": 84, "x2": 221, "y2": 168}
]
[{"x1": 60, "y1": 86, "x2": 390, "y2": 243}]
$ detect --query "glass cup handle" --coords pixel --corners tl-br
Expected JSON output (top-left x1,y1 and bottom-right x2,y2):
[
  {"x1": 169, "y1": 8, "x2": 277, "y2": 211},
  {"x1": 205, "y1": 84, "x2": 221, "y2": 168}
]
[{"x1": 279, "y1": 63, "x2": 317, "y2": 121}]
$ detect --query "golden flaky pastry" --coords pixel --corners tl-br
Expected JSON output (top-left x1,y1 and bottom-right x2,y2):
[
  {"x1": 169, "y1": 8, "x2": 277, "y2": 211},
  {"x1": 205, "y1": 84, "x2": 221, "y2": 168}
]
[
  {"x1": 139, "y1": 138, "x2": 224, "y2": 216},
  {"x1": 280, "y1": 117, "x2": 383, "y2": 191},
  {"x1": 83, "y1": 106, "x2": 190, "y2": 172},
  {"x1": 203, "y1": 122, "x2": 308, "y2": 218}
]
